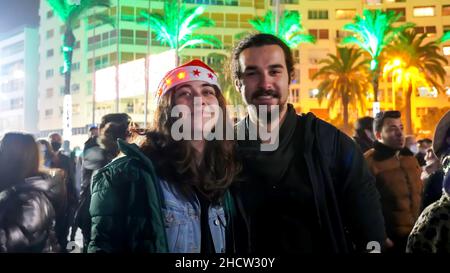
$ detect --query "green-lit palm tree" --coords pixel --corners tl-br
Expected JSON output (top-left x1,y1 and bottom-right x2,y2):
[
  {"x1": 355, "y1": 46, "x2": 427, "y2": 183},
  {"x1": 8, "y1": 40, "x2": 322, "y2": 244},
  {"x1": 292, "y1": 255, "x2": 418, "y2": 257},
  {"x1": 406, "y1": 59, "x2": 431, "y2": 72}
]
[
  {"x1": 442, "y1": 31, "x2": 450, "y2": 42},
  {"x1": 383, "y1": 29, "x2": 448, "y2": 134},
  {"x1": 249, "y1": 10, "x2": 315, "y2": 48},
  {"x1": 312, "y1": 47, "x2": 371, "y2": 132},
  {"x1": 342, "y1": 9, "x2": 414, "y2": 104},
  {"x1": 46, "y1": 0, "x2": 111, "y2": 136},
  {"x1": 206, "y1": 52, "x2": 243, "y2": 108},
  {"x1": 138, "y1": 0, "x2": 222, "y2": 65}
]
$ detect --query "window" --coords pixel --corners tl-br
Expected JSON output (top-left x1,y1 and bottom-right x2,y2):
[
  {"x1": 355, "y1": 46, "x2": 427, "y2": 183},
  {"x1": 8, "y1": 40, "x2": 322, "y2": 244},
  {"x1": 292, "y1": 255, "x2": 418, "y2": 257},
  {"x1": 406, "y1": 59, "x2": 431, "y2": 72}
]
[
  {"x1": 386, "y1": 8, "x2": 406, "y2": 21},
  {"x1": 225, "y1": 13, "x2": 238, "y2": 28},
  {"x1": 289, "y1": 88, "x2": 300, "y2": 102},
  {"x1": 120, "y1": 29, "x2": 134, "y2": 44},
  {"x1": 45, "y1": 88, "x2": 54, "y2": 98},
  {"x1": 443, "y1": 46, "x2": 450, "y2": 56},
  {"x1": 414, "y1": 26, "x2": 437, "y2": 36},
  {"x1": 46, "y1": 29, "x2": 54, "y2": 39},
  {"x1": 309, "y1": 68, "x2": 319, "y2": 80},
  {"x1": 443, "y1": 5, "x2": 450, "y2": 16},
  {"x1": 45, "y1": 109, "x2": 53, "y2": 118},
  {"x1": 46, "y1": 49, "x2": 54, "y2": 58},
  {"x1": 211, "y1": 13, "x2": 224, "y2": 27},
  {"x1": 308, "y1": 9, "x2": 328, "y2": 20},
  {"x1": 413, "y1": 6, "x2": 435, "y2": 17},
  {"x1": 365, "y1": 0, "x2": 381, "y2": 5},
  {"x1": 309, "y1": 29, "x2": 329, "y2": 40},
  {"x1": 335, "y1": 9, "x2": 356, "y2": 20},
  {"x1": 10, "y1": 98, "x2": 23, "y2": 110},
  {"x1": 47, "y1": 10, "x2": 54, "y2": 19},
  {"x1": 1, "y1": 41, "x2": 24, "y2": 57},
  {"x1": 45, "y1": 69, "x2": 54, "y2": 78},
  {"x1": 72, "y1": 62, "x2": 80, "y2": 71}
]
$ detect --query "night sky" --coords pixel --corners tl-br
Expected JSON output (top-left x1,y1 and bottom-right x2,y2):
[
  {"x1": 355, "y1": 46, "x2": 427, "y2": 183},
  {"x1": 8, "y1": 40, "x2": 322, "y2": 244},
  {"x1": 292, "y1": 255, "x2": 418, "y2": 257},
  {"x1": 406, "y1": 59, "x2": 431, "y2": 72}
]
[{"x1": 0, "y1": 0, "x2": 40, "y2": 34}]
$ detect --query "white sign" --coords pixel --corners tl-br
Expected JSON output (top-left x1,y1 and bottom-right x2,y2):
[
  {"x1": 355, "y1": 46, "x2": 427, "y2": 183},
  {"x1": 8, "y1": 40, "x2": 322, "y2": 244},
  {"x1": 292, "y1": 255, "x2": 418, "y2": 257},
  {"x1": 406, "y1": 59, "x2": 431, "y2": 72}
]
[
  {"x1": 62, "y1": 94, "x2": 72, "y2": 139},
  {"x1": 95, "y1": 50, "x2": 177, "y2": 103}
]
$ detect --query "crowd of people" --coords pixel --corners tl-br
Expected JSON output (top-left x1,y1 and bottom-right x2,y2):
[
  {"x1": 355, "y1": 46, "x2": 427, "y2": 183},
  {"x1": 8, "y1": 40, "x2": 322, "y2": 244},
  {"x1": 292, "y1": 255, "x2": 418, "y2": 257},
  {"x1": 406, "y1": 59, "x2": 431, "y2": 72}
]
[{"x1": 0, "y1": 33, "x2": 449, "y2": 253}]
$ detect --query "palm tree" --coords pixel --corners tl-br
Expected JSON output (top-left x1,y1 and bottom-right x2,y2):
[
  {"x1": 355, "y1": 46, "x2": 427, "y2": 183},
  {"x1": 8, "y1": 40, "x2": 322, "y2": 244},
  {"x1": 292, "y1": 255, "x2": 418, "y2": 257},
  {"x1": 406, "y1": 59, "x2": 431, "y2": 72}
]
[
  {"x1": 249, "y1": 10, "x2": 315, "y2": 48},
  {"x1": 312, "y1": 47, "x2": 371, "y2": 132},
  {"x1": 342, "y1": 9, "x2": 414, "y2": 104},
  {"x1": 138, "y1": 0, "x2": 222, "y2": 65},
  {"x1": 206, "y1": 52, "x2": 243, "y2": 107},
  {"x1": 46, "y1": 0, "x2": 111, "y2": 137},
  {"x1": 442, "y1": 31, "x2": 450, "y2": 43},
  {"x1": 383, "y1": 29, "x2": 448, "y2": 134}
]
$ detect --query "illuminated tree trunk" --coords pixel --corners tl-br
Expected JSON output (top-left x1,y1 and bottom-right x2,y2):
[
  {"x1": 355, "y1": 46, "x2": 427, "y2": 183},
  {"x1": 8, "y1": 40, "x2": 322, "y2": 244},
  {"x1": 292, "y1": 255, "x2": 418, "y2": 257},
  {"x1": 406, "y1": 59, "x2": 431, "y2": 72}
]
[
  {"x1": 62, "y1": 28, "x2": 75, "y2": 146},
  {"x1": 372, "y1": 66, "x2": 380, "y2": 102},
  {"x1": 405, "y1": 83, "x2": 413, "y2": 135},
  {"x1": 343, "y1": 93, "x2": 350, "y2": 133},
  {"x1": 63, "y1": 29, "x2": 75, "y2": 96}
]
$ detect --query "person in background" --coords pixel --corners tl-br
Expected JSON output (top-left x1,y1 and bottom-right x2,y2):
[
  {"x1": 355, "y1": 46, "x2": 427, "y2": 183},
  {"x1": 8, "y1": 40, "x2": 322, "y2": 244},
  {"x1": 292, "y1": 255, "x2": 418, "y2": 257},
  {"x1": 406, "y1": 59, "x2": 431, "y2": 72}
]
[
  {"x1": 73, "y1": 113, "x2": 134, "y2": 252},
  {"x1": 0, "y1": 132, "x2": 62, "y2": 252},
  {"x1": 364, "y1": 111, "x2": 422, "y2": 253},
  {"x1": 407, "y1": 110, "x2": 450, "y2": 253},
  {"x1": 37, "y1": 139, "x2": 54, "y2": 168},
  {"x1": 353, "y1": 116, "x2": 375, "y2": 153},
  {"x1": 48, "y1": 132, "x2": 77, "y2": 251},
  {"x1": 405, "y1": 135, "x2": 418, "y2": 155},
  {"x1": 416, "y1": 138, "x2": 433, "y2": 167}
]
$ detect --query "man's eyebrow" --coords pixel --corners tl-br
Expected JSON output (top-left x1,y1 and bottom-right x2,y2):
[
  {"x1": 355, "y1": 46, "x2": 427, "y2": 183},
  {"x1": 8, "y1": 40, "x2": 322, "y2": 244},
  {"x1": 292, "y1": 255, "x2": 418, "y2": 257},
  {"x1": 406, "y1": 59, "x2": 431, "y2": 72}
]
[{"x1": 268, "y1": 64, "x2": 284, "y2": 69}]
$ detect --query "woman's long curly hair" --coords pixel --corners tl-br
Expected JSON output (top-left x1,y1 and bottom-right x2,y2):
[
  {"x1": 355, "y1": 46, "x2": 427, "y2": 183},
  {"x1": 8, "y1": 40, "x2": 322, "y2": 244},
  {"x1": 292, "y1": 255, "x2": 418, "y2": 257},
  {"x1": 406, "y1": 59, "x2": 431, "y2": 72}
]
[{"x1": 140, "y1": 86, "x2": 240, "y2": 203}]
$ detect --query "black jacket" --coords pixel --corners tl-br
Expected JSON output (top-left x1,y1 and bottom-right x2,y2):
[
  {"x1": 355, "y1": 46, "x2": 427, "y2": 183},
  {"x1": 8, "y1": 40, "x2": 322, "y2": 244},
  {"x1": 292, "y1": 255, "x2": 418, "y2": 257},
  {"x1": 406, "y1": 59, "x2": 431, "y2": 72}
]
[
  {"x1": 0, "y1": 175, "x2": 61, "y2": 252},
  {"x1": 236, "y1": 105, "x2": 386, "y2": 253}
]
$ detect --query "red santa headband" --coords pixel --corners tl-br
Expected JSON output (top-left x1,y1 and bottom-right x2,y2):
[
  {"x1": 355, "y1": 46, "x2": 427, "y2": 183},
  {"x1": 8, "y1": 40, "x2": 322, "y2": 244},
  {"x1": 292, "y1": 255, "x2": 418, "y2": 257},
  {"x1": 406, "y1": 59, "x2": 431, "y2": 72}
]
[{"x1": 156, "y1": 59, "x2": 220, "y2": 100}]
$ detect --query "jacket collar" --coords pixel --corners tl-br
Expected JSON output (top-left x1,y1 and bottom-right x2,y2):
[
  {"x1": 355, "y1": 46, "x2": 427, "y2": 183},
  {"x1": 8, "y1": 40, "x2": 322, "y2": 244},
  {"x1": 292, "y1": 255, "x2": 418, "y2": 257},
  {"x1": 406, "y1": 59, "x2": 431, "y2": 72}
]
[
  {"x1": 117, "y1": 139, "x2": 156, "y2": 173},
  {"x1": 373, "y1": 140, "x2": 413, "y2": 161}
]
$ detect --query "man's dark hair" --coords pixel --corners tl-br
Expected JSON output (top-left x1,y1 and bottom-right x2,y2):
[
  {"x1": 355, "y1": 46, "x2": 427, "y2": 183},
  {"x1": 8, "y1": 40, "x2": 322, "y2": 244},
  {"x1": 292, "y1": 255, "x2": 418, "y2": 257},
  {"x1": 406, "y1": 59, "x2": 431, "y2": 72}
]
[
  {"x1": 99, "y1": 113, "x2": 131, "y2": 130},
  {"x1": 418, "y1": 138, "x2": 432, "y2": 145},
  {"x1": 355, "y1": 116, "x2": 374, "y2": 131},
  {"x1": 231, "y1": 33, "x2": 294, "y2": 83},
  {"x1": 373, "y1": 110, "x2": 401, "y2": 133}
]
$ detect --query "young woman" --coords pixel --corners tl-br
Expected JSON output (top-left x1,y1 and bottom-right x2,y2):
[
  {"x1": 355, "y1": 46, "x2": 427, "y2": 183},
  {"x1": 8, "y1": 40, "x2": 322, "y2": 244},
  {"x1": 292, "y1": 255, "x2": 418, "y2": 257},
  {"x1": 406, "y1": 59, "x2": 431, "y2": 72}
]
[
  {"x1": 88, "y1": 60, "x2": 248, "y2": 253},
  {"x1": 0, "y1": 133, "x2": 61, "y2": 252}
]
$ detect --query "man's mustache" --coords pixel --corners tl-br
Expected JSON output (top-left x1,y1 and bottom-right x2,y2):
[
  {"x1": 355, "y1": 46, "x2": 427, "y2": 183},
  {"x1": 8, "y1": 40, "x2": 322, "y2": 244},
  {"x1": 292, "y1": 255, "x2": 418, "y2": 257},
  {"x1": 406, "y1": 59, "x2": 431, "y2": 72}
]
[{"x1": 251, "y1": 89, "x2": 280, "y2": 100}]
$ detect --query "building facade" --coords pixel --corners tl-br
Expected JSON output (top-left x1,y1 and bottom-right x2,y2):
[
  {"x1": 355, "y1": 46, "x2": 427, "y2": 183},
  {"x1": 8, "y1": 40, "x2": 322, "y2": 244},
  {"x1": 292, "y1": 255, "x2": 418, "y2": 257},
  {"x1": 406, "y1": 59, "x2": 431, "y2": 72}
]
[
  {"x1": 0, "y1": 27, "x2": 39, "y2": 136},
  {"x1": 36, "y1": 0, "x2": 450, "y2": 144}
]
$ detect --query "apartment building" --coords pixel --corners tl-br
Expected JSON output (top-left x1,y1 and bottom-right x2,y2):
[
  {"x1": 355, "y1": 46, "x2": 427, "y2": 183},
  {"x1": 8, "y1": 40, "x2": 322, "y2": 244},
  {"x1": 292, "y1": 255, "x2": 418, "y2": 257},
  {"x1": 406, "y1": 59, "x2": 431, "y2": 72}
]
[
  {"x1": 0, "y1": 27, "x2": 39, "y2": 136},
  {"x1": 36, "y1": 0, "x2": 450, "y2": 141}
]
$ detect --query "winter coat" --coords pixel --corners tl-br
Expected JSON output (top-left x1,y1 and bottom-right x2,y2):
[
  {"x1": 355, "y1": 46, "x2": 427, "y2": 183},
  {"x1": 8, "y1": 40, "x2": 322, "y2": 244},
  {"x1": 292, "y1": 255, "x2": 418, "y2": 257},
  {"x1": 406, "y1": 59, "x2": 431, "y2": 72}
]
[
  {"x1": 364, "y1": 142, "x2": 423, "y2": 240},
  {"x1": 236, "y1": 105, "x2": 386, "y2": 253},
  {"x1": 88, "y1": 140, "x2": 249, "y2": 253},
  {"x1": 0, "y1": 175, "x2": 61, "y2": 252}
]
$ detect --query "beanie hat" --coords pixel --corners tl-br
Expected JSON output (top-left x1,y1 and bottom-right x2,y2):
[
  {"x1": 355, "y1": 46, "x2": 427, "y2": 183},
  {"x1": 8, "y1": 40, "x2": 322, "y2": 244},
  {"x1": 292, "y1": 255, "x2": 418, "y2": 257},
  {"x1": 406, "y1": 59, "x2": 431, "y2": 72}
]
[{"x1": 156, "y1": 59, "x2": 220, "y2": 100}]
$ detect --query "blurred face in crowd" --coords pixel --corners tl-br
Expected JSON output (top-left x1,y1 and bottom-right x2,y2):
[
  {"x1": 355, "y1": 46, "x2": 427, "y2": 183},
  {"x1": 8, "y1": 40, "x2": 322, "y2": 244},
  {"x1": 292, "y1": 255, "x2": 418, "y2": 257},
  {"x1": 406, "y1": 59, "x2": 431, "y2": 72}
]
[
  {"x1": 376, "y1": 117, "x2": 405, "y2": 150},
  {"x1": 49, "y1": 134, "x2": 62, "y2": 152}
]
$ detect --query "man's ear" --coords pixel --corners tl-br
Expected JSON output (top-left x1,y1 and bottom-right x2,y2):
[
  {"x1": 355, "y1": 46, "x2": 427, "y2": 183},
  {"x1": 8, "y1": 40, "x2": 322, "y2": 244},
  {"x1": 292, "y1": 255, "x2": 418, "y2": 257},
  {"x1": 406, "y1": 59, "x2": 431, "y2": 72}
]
[
  {"x1": 234, "y1": 79, "x2": 242, "y2": 92},
  {"x1": 375, "y1": 130, "x2": 382, "y2": 141}
]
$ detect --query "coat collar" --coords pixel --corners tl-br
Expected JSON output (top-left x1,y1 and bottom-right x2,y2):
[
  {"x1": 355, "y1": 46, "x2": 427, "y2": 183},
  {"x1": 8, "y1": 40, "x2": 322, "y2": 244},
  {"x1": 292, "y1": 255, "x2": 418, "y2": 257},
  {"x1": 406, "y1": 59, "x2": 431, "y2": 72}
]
[{"x1": 373, "y1": 140, "x2": 413, "y2": 161}]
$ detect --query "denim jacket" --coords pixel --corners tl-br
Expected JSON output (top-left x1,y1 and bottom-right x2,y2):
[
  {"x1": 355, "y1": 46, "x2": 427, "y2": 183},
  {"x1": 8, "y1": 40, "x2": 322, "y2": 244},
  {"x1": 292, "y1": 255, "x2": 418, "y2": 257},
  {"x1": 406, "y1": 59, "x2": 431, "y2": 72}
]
[{"x1": 159, "y1": 178, "x2": 227, "y2": 253}]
